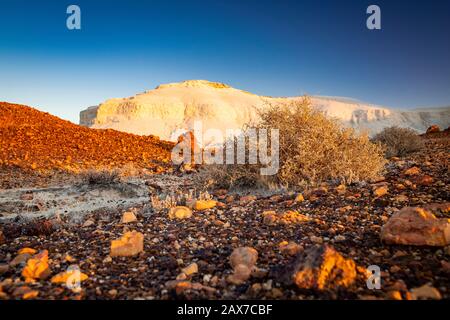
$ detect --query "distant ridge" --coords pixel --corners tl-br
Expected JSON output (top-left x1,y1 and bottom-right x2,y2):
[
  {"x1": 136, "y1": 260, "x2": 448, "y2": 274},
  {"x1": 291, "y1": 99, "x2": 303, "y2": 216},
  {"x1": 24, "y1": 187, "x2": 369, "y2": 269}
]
[{"x1": 80, "y1": 80, "x2": 450, "y2": 142}]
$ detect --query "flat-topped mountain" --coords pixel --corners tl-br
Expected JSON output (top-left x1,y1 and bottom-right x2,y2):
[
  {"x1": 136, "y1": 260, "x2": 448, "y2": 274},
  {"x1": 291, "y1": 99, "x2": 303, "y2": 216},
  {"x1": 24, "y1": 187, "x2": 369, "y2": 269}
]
[{"x1": 80, "y1": 80, "x2": 450, "y2": 141}]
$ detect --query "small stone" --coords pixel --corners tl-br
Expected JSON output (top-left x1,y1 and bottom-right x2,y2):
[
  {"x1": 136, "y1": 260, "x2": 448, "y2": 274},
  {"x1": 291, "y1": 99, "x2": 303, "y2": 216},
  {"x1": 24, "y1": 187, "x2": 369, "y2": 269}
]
[
  {"x1": 239, "y1": 195, "x2": 257, "y2": 205},
  {"x1": 404, "y1": 166, "x2": 421, "y2": 176},
  {"x1": 181, "y1": 263, "x2": 198, "y2": 276},
  {"x1": 373, "y1": 186, "x2": 388, "y2": 197},
  {"x1": 410, "y1": 284, "x2": 442, "y2": 300},
  {"x1": 334, "y1": 235, "x2": 346, "y2": 242},
  {"x1": 10, "y1": 253, "x2": 32, "y2": 267},
  {"x1": 22, "y1": 250, "x2": 51, "y2": 281},
  {"x1": 82, "y1": 219, "x2": 95, "y2": 227},
  {"x1": 18, "y1": 248, "x2": 37, "y2": 255},
  {"x1": 227, "y1": 264, "x2": 252, "y2": 285},
  {"x1": 102, "y1": 256, "x2": 112, "y2": 264},
  {"x1": 393, "y1": 194, "x2": 409, "y2": 203},
  {"x1": 387, "y1": 290, "x2": 403, "y2": 300},
  {"x1": 110, "y1": 231, "x2": 144, "y2": 257},
  {"x1": 230, "y1": 247, "x2": 258, "y2": 269},
  {"x1": 227, "y1": 247, "x2": 258, "y2": 284},
  {"x1": 168, "y1": 206, "x2": 192, "y2": 220},
  {"x1": 193, "y1": 200, "x2": 216, "y2": 211},
  {"x1": 0, "y1": 264, "x2": 9, "y2": 275},
  {"x1": 121, "y1": 211, "x2": 137, "y2": 224},
  {"x1": 108, "y1": 289, "x2": 118, "y2": 297},
  {"x1": 310, "y1": 236, "x2": 323, "y2": 244},
  {"x1": 51, "y1": 269, "x2": 88, "y2": 284},
  {"x1": 279, "y1": 241, "x2": 303, "y2": 256}
]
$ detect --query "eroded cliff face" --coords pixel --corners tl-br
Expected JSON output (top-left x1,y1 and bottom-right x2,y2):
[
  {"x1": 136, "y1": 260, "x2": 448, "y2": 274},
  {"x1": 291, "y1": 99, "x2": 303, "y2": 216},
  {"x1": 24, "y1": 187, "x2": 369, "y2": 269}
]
[{"x1": 80, "y1": 80, "x2": 450, "y2": 141}]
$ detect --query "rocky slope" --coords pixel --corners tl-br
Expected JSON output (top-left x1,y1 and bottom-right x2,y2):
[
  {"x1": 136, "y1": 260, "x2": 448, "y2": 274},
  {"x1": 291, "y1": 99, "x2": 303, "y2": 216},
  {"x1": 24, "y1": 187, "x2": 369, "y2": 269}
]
[
  {"x1": 0, "y1": 133, "x2": 448, "y2": 300},
  {"x1": 80, "y1": 80, "x2": 450, "y2": 142},
  {"x1": 0, "y1": 102, "x2": 174, "y2": 174}
]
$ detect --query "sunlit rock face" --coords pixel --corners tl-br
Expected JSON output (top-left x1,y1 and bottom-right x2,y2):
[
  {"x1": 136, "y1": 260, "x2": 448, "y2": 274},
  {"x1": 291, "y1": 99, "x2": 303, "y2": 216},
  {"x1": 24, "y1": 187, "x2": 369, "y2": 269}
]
[{"x1": 80, "y1": 80, "x2": 450, "y2": 142}]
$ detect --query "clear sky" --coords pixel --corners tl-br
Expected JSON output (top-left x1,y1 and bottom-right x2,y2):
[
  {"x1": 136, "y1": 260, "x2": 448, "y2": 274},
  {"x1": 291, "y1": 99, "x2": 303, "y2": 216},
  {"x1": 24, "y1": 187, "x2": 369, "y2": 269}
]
[{"x1": 1, "y1": 0, "x2": 450, "y2": 123}]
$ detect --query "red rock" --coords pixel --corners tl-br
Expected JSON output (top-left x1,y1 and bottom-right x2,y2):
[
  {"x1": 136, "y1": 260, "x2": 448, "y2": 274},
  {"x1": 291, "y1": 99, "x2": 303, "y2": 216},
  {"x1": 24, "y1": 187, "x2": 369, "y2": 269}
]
[
  {"x1": 286, "y1": 245, "x2": 358, "y2": 290},
  {"x1": 381, "y1": 207, "x2": 450, "y2": 246},
  {"x1": 414, "y1": 175, "x2": 434, "y2": 186},
  {"x1": 426, "y1": 125, "x2": 440, "y2": 134}
]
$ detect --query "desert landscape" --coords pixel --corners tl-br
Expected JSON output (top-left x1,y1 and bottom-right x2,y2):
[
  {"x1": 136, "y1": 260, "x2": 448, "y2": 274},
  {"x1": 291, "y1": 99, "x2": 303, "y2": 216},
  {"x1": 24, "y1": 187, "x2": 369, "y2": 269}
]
[
  {"x1": 1, "y1": 0, "x2": 449, "y2": 306},
  {"x1": 0, "y1": 87, "x2": 449, "y2": 300}
]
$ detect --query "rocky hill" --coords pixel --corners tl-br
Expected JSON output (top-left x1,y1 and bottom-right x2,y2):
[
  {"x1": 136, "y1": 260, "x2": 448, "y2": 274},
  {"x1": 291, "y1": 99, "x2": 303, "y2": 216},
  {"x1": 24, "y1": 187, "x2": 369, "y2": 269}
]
[
  {"x1": 80, "y1": 80, "x2": 450, "y2": 142},
  {"x1": 0, "y1": 102, "x2": 174, "y2": 172}
]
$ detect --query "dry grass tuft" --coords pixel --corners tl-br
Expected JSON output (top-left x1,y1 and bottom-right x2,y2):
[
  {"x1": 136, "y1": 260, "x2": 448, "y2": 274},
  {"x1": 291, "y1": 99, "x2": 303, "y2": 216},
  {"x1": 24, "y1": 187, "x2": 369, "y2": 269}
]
[
  {"x1": 81, "y1": 169, "x2": 121, "y2": 186},
  {"x1": 372, "y1": 126, "x2": 424, "y2": 158},
  {"x1": 199, "y1": 97, "x2": 386, "y2": 189}
]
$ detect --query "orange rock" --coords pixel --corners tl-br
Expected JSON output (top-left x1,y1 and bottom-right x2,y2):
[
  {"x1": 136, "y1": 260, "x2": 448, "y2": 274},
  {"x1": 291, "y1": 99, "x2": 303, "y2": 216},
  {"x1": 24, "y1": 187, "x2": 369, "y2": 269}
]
[
  {"x1": 21, "y1": 250, "x2": 51, "y2": 281},
  {"x1": 426, "y1": 125, "x2": 440, "y2": 134},
  {"x1": 193, "y1": 200, "x2": 216, "y2": 211},
  {"x1": 168, "y1": 206, "x2": 192, "y2": 220},
  {"x1": 289, "y1": 245, "x2": 358, "y2": 290},
  {"x1": 381, "y1": 207, "x2": 450, "y2": 246},
  {"x1": 410, "y1": 284, "x2": 442, "y2": 300},
  {"x1": 403, "y1": 166, "x2": 421, "y2": 176},
  {"x1": 110, "y1": 231, "x2": 144, "y2": 257},
  {"x1": 279, "y1": 210, "x2": 310, "y2": 224},
  {"x1": 18, "y1": 248, "x2": 37, "y2": 255},
  {"x1": 121, "y1": 211, "x2": 137, "y2": 224},
  {"x1": 373, "y1": 185, "x2": 388, "y2": 197},
  {"x1": 51, "y1": 269, "x2": 89, "y2": 284}
]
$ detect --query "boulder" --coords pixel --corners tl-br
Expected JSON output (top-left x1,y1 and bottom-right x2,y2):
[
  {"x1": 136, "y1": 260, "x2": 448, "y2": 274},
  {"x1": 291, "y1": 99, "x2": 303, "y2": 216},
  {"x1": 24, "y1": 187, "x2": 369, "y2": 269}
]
[
  {"x1": 284, "y1": 244, "x2": 358, "y2": 290},
  {"x1": 381, "y1": 207, "x2": 450, "y2": 246},
  {"x1": 110, "y1": 231, "x2": 144, "y2": 257}
]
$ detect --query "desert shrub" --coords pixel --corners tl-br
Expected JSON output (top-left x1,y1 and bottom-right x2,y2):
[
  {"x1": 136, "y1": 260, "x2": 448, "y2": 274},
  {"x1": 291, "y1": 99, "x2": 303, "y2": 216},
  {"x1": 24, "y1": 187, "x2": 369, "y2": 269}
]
[
  {"x1": 81, "y1": 169, "x2": 120, "y2": 186},
  {"x1": 372, "y1": 126, "x2": 424, "y2": 158},
  {"x1": 199, "y1": 97, "x2": 386, "y2": 189}
]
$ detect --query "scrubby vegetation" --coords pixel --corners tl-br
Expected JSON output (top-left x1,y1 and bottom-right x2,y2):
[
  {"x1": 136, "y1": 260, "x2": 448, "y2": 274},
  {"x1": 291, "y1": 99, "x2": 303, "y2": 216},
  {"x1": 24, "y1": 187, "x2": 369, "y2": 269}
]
[
  {"x1": 372, "y1": 126, "x2": 424, "y2": 158},
  {"x1": 200, "y1": 97, "x2": 386, "y2": 189},
  {"x1": 81, "y1": 169, "x2": 121, "y2": 186}
]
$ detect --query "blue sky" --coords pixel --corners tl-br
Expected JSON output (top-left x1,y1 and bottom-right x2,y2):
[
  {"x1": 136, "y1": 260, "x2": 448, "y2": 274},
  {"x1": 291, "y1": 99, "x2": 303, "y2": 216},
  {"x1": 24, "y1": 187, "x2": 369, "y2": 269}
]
[{"x1": 1, "y1": 0, "x2": 450, "y2": 123}]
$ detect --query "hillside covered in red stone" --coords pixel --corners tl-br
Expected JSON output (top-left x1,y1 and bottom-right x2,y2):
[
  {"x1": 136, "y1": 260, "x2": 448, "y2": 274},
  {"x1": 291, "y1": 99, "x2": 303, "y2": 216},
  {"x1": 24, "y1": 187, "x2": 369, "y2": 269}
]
[{"x1": 0, "y1": 102, "x2": 174, "y2": 172}]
